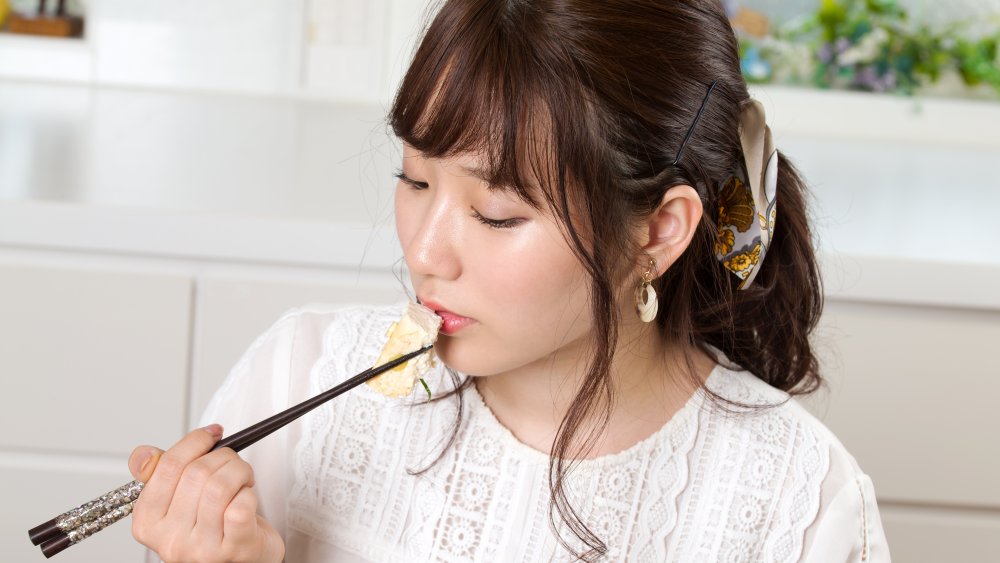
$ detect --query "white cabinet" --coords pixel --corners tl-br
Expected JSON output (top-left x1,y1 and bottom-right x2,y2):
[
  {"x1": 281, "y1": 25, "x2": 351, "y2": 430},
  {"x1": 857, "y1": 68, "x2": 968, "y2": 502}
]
[
  {"x1": 0, "y1": 261, "x2": 192, "y2": 560},
  {"x1": 879, "y1": 505, "x2": 1000, "y2": 563},
  {"x1": 806, "y1": 297, "x2": 1000, "y2": 561},
  {"x1": 808, "y1": 300, "x2": 1000, "y2": 507},
  {"x1": 0, "y1": 263, "x2": 191, "y2": 454}
]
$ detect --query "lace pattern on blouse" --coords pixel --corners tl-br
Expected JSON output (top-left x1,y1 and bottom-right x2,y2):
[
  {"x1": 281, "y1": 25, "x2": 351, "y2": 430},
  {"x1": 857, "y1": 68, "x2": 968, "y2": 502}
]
[{"x1": 286, "y1": 306, "x2": 830, "y2": 562}]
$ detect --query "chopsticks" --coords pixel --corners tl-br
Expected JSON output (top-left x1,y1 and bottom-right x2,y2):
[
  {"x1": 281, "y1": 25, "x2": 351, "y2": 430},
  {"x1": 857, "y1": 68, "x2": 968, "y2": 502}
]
[{"x1": 27, "y1": 344, "x2": 433, "y2": 558}]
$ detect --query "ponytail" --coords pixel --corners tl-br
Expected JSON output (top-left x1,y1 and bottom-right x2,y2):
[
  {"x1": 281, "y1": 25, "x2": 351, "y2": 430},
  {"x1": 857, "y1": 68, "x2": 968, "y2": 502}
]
[{"x1": 663, "y1": 151, "x2": 825, "y2": 397}]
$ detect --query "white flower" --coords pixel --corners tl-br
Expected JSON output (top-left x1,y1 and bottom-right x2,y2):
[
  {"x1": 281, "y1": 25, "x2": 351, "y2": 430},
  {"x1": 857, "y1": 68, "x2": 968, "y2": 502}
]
[
  {"x1": 837, "y1": 27, "x2": 890, "y2": 65},
  {"x1": 760, "y1": 37, "x2": 815, "y2": 83}
]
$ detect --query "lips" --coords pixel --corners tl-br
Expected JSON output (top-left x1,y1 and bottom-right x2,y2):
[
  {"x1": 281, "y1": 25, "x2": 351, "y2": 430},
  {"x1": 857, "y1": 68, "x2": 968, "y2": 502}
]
[{"x1": 419, "y1": 298, "x2": 476, "y2": 335}]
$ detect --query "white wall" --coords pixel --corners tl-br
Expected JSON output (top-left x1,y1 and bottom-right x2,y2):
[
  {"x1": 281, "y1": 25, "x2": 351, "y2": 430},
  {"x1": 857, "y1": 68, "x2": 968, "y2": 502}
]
[{"x1": 0, "y1": 0, "x2": 435, "y2": 104}]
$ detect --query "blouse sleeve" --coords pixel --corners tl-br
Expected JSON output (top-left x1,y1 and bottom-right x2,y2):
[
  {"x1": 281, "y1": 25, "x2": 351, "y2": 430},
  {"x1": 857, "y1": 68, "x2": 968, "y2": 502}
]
[
  {"x1": 196, "y1": 309, "x2": 302, "y2": 538},
  {"x1": 799, "y1": 473, "x2": 891, "y2": 562}
]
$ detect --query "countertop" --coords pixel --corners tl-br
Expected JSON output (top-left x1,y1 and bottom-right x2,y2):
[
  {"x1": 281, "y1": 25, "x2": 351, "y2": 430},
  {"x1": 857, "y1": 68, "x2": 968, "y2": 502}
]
[{"x1": 1, "y1": 79, "x2": 997, "y2": 309}]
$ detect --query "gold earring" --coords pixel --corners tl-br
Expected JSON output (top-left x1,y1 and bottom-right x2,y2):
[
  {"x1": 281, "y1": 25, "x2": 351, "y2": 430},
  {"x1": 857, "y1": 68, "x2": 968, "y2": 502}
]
[{"x1": 635, "y1": 258, "x2": 658, "y2": 323}]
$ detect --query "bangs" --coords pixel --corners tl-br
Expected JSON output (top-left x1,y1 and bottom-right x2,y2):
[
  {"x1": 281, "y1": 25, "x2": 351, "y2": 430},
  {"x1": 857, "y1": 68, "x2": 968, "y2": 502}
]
[{"x1": 389, "y1": 3, "x2": 563, "y2": 209}]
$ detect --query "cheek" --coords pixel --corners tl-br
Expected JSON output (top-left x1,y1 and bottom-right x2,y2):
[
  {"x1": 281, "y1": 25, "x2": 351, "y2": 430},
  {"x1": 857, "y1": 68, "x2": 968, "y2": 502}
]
[
  {"x1": 448, "y1": 225, "x2": 593, "y2": 374},
  {"x1": 394, "y1": 187, "x2": 416, "y2": 247},
  {"x1": 489, "y1": 245, "x2": 588, "y2": 330}
]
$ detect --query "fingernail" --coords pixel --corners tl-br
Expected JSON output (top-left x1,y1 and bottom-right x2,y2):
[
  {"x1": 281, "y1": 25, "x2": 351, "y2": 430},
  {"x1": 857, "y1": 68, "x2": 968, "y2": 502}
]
[
  {"x1": 136, "y1": 452, "x2": 152, "y2": 475},
  {"x1": 203, "y1": 424, "x2": 223, "y2": 439}
]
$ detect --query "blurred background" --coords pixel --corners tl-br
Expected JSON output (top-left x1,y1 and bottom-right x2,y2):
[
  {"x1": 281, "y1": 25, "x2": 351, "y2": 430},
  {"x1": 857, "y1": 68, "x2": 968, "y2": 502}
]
[{"x1": 0, "y1": 0, "x2": 997, "y2": 561}]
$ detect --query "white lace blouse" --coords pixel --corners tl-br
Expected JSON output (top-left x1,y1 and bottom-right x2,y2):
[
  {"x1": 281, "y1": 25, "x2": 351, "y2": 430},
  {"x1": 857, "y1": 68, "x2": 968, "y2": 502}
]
[{"x1": 153, "y1": 304, "x2": 890, "y2": 562}]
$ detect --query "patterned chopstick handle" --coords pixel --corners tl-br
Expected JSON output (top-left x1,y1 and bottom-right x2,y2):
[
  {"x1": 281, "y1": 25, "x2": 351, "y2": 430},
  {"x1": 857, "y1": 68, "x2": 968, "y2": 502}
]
[
  {"x1": 53, "y1": 480, "x2": 144, "y2": 534},
  {"x1": 31, "y1": 479, "x2": 145, "y2": 557}
]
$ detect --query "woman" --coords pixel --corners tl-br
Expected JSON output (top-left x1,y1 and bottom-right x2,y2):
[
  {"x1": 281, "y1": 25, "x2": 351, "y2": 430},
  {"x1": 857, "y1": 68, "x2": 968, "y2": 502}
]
[{"x1": 129, "y1": 1, "x2": 890, "y2": 561}]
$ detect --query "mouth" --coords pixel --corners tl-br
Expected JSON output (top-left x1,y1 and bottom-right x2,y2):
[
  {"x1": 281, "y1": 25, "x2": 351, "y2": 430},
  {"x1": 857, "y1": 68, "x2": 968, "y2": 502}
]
[{"x1": 418, "y1": 297, "x2": 476, "y2": 335}]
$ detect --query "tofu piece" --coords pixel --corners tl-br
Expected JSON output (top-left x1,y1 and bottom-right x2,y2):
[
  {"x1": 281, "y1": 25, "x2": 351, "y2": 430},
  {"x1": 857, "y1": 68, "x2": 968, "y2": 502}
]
[{"x1": 367, "y1": 302, "x2": 442, "y2": 397}]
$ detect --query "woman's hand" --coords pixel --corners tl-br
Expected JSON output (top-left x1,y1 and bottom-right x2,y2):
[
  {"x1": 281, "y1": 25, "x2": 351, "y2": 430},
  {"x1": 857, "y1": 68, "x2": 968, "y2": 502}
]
[{"x1": 127, "y1": 425, "x2": 285, "y2": 563}]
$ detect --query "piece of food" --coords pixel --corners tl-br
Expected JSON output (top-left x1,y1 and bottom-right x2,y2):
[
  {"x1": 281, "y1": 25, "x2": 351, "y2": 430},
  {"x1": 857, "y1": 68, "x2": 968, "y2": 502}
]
[{"x1": 367, "y1": 302, "x2": 442, "y2": 398}]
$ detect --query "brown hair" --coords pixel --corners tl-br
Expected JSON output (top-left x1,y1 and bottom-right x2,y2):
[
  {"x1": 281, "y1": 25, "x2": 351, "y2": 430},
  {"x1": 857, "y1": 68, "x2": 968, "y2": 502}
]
[{"x1": 389, "y1": 0, "x2": 824, "y2": 559}]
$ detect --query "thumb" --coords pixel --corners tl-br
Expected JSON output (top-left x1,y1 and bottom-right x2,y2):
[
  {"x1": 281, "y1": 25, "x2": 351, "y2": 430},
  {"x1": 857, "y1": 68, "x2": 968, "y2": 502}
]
[{"x1": 128, "y1": 446, "x2": 164, "y2": 483}]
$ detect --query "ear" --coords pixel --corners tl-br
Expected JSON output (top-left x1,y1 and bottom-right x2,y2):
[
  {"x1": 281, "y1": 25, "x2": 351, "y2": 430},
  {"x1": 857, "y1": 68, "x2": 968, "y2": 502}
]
[{"x1": 638, "y1": 184, "x2": 704, "y2": 276}]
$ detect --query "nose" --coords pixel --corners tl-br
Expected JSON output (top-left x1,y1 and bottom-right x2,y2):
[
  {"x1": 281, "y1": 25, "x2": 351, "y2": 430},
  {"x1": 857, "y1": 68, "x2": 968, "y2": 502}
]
[{"x1": 400, "y1": 192, "x2": 463, "y2": 282}]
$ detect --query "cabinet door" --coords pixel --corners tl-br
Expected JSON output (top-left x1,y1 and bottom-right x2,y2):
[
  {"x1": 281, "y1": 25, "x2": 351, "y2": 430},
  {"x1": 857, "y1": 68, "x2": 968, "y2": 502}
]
[
  {"x1": 0, "y1": 263, "x2": 191, "y2": 454},
  {"x1": 190, "y1": 272, "x2": 404, "y2": 427},
  {"x1": 806, "y1": 299, "x2": 1000, "y2": 561},
  {"x1": 0, "y1": 262, "x2": 192, "y2": 560},
  {"x1": 879, "y1": 505, "x2": 1000, "y2": 563},
  {"x1": 806, "y1": 299, "x2": 1000, "y2": 507}
]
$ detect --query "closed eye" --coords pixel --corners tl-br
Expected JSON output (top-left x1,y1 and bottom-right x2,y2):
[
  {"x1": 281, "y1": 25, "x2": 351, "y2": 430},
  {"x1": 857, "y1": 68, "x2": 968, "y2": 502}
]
[
  {"x1": 471, "y1": 209, "x2": 525, "y2": 230},
  {"x1": 394, "y1": 170, "x2": 429, "y2": 190}
]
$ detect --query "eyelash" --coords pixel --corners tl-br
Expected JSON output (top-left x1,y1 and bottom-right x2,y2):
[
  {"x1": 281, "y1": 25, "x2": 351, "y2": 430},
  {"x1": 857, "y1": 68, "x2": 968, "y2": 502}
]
[
  {"x1": 394, "y1": 169, "x2": 524, "y2": 230},
  {"x1": 471, "y1": 210, "x2": 524, "y2": 230},
  {"x1": 394, "y1": 170, "x2": 428, "y2": 190}
]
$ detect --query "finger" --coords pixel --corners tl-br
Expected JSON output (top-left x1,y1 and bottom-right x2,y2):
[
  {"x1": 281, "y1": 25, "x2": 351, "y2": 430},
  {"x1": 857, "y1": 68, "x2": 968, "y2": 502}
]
[
  {"x1": 128, "y1": 446, "x2": 163, "y2": 541},
  {"x1": 193, "y1": 455, "x2": 255, "y2": 544},
  {"x1": 221, "y1": 486, "x2": 260, "y2": 551},
  {"x1": 162, "y1": 447, "x2": 237, "y2": 532},
  {"x1": 138, "y1": 424, "x2": 224, "y2": 521},
  {"x1": 128, "y1": 446, "x2": 164, "y2": 483}
]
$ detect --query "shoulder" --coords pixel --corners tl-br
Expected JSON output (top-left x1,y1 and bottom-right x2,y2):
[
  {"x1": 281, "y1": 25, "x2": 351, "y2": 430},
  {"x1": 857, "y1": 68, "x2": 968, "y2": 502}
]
[
  {"x1": 704, "y1": 366, "x2": 862, "y2": 475},
  {"x1": 704, "y1": 365, "x2": 868, "y2": 497},
  {"x1": 691, "y1": 367, "x2": 888, "y2": 561},
  {"x1": 269, "y1": 302, "x2": 404, "y2": 343},
  {"x1": 200, "y1": 302, "x2": 406, "y2": 423},
  {"x1": 245, "y1": 302, "x2": 405, "y2": 365},
  {"x1": 285, "y1": 302, "x2": 408, "y2": 374}
]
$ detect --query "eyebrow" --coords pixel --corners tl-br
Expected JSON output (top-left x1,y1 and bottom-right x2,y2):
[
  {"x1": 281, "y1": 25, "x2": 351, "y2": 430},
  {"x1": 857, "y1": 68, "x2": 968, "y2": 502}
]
[
  {"x1": 458, "y1": 164, "x2": 488, "y2": 181},
  {"x1": 457, "y1": 164, "x2": 514, "y2": 195}
]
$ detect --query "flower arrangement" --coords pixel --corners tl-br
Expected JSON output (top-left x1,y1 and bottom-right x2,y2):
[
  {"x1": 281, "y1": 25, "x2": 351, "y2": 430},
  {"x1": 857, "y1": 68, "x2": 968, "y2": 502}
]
[{"x1": 733, "y1": 0, "x2": 1000, "y2": 98}]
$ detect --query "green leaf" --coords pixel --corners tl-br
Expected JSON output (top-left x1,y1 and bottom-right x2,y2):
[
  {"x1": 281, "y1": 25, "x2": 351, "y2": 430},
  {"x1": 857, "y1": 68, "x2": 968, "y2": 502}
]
[
  {"x1": 419, "y1": 378, "x2": 432, "y2": 400},
  {"x1": 819, "y1": 0, "x2": 848, "y2": 40},
  {"x1": 866, "y1": 0, "x2": 905, "y2": 18}
]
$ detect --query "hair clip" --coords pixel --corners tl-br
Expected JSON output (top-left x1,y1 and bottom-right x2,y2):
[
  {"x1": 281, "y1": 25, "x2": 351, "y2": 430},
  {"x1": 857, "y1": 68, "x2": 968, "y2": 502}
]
[
  {"x1": 715, "y1": 99, "x2": 778, "y2": 290},
  {"x1": 672, "y1": 80, "x2": 719, "y2": 166}
]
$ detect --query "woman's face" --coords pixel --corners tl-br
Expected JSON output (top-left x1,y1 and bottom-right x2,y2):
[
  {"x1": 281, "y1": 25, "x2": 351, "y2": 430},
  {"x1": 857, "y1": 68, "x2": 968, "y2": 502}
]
[{"x1": 395, "y1": 143, "x2": 595, "y2": 377}]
